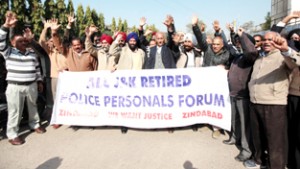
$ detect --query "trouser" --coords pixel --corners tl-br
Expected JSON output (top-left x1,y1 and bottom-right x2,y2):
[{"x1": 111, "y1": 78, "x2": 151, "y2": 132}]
[
  {"x1": 250, "y1": 103, "x2": 287, "y2": 169},
  {"x1": 45, "y1": 77, "x2": 53, "y2": 108},
  {"x1": 287, "y1": 95, "x2": 300, "y2": 169},
  {"x1": 6, "y1": 83, "x2": 40, "y2": 139},
  {"x1": 230, "y1": 97, "x2": 252, "y2": 158},
  {"x1": 51, "y1": 78, "x2": 57, "y2": 103}
]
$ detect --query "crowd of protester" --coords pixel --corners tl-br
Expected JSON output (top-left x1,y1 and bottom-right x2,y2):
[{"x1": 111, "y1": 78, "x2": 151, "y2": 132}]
[{"x1": 0, "y1": 10, "x2": 300, "y2": 169}]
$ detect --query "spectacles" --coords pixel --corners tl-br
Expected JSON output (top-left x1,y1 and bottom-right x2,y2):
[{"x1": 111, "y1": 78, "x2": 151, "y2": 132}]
[{"x1": 255, "y1": 40, "x2": 261, "y2": 42}]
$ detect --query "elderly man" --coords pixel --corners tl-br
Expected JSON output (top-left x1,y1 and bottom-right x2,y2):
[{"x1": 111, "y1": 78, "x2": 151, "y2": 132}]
[
  {"x1": 85, "y1": 25, "x2": 116, "y2": 71},
  {"x1": 243, "y1": 31, "x2": 300, "y2": 169},
  {"x1": 192, "y1": 16, "x2": 232, "y2": 138},
  {"x1": 0, "y1": 11, "x2": 46, "y2": 145}
]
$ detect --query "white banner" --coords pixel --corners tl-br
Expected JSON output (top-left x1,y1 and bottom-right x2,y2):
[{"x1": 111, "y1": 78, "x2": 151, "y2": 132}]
[{"x1": 51, "y1": 67, "x2": 231, "y2": 130}]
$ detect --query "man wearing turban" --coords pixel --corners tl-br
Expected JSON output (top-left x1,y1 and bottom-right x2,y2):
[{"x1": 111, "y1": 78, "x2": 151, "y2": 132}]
[{"x1": 85, "y1": 26, "x2": 118, "y2": 70}]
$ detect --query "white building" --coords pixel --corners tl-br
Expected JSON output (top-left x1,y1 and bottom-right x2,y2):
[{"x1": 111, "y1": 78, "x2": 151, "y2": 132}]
[{"x1": 271, "y1": 0, "x2": 300, "y2": 26}]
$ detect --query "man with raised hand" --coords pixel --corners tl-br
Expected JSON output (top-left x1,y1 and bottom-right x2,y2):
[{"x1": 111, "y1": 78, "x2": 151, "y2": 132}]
[
  {"x1": 244, "y1": 32, "x2": 300, "y2": 169},
  {"x1": 0, "y1": 11, "x2": 46, "y2": 145}
]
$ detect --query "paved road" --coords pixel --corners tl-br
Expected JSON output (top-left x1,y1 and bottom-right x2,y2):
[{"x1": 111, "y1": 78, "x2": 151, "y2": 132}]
[{"x1": 0, "y1": 124, "x2": 245, "y2": 169}]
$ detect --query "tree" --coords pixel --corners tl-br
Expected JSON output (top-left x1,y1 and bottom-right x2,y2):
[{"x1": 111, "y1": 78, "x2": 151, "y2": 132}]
[
  {"x1": 76, "y1": 4, "x2": 85, "y2": 37},
  {"x1": 262, "y1": 12, "x2": 271, "y2": 30},
  {"x1": 131, "y1": 25, "x2": 138, "y2": 33},
  {"x1": 123, "y1": 19, "x2": 128, "y2": 33},
  {"x1": 240, "y1": 21, "x2": 254, "y2": 32},
  {"x1": 11, "y1": 0, "x2": 27, "y2": 33},
  {"x1": 85, "y1": 6, "x2": 93, "y2": 27},
  {"x1": 146, "y1": 24, "x2": 159, "y2": 32},
  {"x1": 56, "y1": 0, "x2": 67, "y2": 28},
  {"x1": 66, "y1": 0, "x2": 74, "y2": 14},
  {"x1": 117, "y1": 17, "x2": 122, "y2": 31},
  {"x1": 0, "y1": 0, "x2": 9, "y2": 26},
  {"x1": 98, "y1": 13, "x2": 105, "y2": 33},
  {"x1": 30, "y1": 0, "x2": 44, "y2": 38},
  {"x1": 44, "y1": 0, "x2": 57, "y2": 20},
  {"x1": 111, "y1": 17, "x2": 116, "y2": 34},
  {"x1": 91, "y1": 9, "x2": 99, "y2": 27}
]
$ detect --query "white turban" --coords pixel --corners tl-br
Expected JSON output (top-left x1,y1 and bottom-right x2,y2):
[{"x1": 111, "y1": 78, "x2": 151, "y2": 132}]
[{"x1": 183, "y1": 33, "x2": 197, "y2": 46}]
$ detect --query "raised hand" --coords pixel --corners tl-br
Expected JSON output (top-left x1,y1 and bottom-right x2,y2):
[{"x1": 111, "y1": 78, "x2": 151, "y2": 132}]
[
  {"x1": 85, "y1": 25, "x2": 98, "y2": 37},
  {"x1": 213, "y1": 20, "x2": 221, "y2": 32},
  {"x1": 139, "y1": 17, "x2": 147, "y2": 27},
  {"x1": 192, "y1": 15, "x2": 198, "y2": 26},
  {"x1": 44, "y1": 19, "x2": 52, "y2": 29},
  {"x1": 67, "y1": 13, "x2": 76, "y2": 24},
  {"x1": 50, "y1": 18, "x2": 61, "y2": 32},
  {"x1": 115, "y1": 34, "x2": 123, "y2": 42},
  {"x1": 226, "y1": 23, "x2": 234, "y2": 33},
  {"x1": 271, "y1": 35, "x2": 289, "y2": 52},
  {"x1": 237, "y1": 27, "x2": 244, "y2": 37},
  {"x1": 4, "y1": 11, "x2": 18, "y2": 28},
  {"x1": 163, "y1": 15, "x2": 174, "y2": 28},
  {"x1": 113, "y1": 31, "x2": 120, "y2": 39}
]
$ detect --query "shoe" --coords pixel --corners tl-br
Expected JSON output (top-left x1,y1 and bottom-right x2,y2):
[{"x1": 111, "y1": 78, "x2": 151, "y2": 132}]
[
  {"x1": 168, "y1": 128, "x2": 174, "y2": 133},
  {"x1": 8, "y1": 137, "x2": 25, "y2": 145},
  {"x1": 52, "y1": 124, "x2": 61, "y2": 129},
  {"x1": 33, "y1": 127, "x2": 46, "y2": 134},
  {"x1": 243, "y1": 160, "x2": 266, "y2": 169},
  {"x1": 234, "y1": 154, "x2": 249, "y2": 162},
  {"x1": 121, "y1": 127, "x2": 128, "y2": 134},
  {"x1": 212, "y1": 130, "x2": 221, "y2": 139},
  {"x1": 223, "y1": 138, "x2": 236, "y2": 145}
]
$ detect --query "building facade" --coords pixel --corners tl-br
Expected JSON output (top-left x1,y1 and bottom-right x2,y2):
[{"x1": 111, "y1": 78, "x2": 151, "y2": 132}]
[{"x1": 271, "y1": 0, "x2": 300, "y2": 26}]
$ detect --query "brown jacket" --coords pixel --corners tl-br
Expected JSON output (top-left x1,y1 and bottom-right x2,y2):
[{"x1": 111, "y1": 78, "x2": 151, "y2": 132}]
[
  {"x1": 52, "y1": 30, "x2": 97, "y2": 71},
  {"x1": 39, "y1": 28, "x2": 68, "y2": 77}
]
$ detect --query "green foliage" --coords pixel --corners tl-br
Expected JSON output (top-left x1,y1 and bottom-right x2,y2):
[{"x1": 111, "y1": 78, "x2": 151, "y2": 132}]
[
  {"x1": 30, "y1": 0, "x2": 44, "y2": 39},
  {"x1": 123, "y1": 20, "x2": 128, "y2": 33},
  {"x1": 131, "y1": 25, "x2": 138, "y2": 33},
  {"x1": 111, "y1": 17, "x2": 116, "y2": 34},
  {"x1": 98, "y1": 13, "x2": 105, "y2": 33},
  {"x1": 2, "y1": 1, "x2": 166, "y2": 40},
  {"x1": 145, "y1": 24, "x2": 158, "y2": 32},
  {"x1": 56, "y1": 0, "x2": 67, "y2": 28},
  {"x1": 262, "y1": 12, "x2": 271, "y2": 30},
  {"x1": 117, "y1": 17, "x2": 122, "y2": 31},
  {"x1": 11, "y1": 0, "x2": 27, "y2": 33},
  {"x1": 44, "y1": 0, "x2": 57, "y2": 19},
  {"x1": 76, "y1": 4, "x2": 85, "y2": 37},
  {"x1": 66, "y1": 0, "x2": 74, "y2": 14},
  {"x1": 85, "y1": 6, "x2": 93, "y2": 27},
  {"x1": 0, "y1": 0, "x2": 9, "y2": 25},
  {"x1": 91, "y1": 9, "x2": 99, "y2": 27}
]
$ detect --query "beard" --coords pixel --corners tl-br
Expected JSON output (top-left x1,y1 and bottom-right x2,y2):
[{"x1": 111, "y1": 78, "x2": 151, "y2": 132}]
[
  {"x1": 102, "y1": 46, "x2": 109, "y2": 52},
  {"x1": 184, "y1": 45, "x2": 193, "y2": 52},
  {"x1": 129, "y1": 44, "x2": 137, "y2": 51}
]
